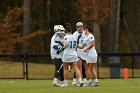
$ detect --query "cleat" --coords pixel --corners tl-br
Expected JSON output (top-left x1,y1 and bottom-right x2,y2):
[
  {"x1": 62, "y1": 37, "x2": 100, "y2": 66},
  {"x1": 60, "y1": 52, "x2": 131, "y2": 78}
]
[
  {"x1": 77, "y1": 80, "x2": 83, "y2": 87},
  {"x1": 61, "y1": 84, "x2": 69, "y2": 87},
  {"x1": 72, "y1": 78, "x2": 77, "y2": 85},
  {"x1": 53, "y1": 81, "x2": 60, "y2": 87},
  {"x1": 72, "y1": 82, "x2": 77, "y2": 86},
  {"x1": 83, "y1": 82, "x2": 91, "y2": 87},
  {"x1": 91, "y1": 82, "x2": 99, "y2": 87},
  {"x1": 60, "y1": 81, "x2": 64, "y2": 86},
  {"x1": 82, "y1": 78, "x2": 87, "y2": 85},
  {"x1": 53, "y1": 83, "x2": 60, "y2": 87}
]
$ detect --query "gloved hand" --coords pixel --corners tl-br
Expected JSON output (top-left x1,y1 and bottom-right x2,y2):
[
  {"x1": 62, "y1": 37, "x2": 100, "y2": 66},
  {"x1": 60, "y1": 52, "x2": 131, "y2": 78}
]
[{"x1": 56, "y1": 47, "x2": 64, "y2": 54}]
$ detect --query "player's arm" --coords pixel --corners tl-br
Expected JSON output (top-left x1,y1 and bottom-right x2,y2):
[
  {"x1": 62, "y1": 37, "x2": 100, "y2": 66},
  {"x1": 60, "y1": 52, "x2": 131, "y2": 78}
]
[
  {"x1": 56, "y1": 37, "x2": 69, "y2": 54},
  {"x1": 77, "y1": 34, "x2": 86, "y2": 49},
  {"x1": 77, "y1": 43, "x2": 86, "y2": 49},
  {"x1": 63, "y1": 37, "x2": 69, "y2": 49},
  {"x1": 84, "y1": 40, "x2": 95, "y2": 52},
  {"x1": 55, "y1": 41, "x2": 64, "y2": 47}
]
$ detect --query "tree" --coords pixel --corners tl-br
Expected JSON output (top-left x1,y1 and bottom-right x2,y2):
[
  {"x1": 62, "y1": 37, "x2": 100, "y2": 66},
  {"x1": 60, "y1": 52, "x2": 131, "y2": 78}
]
[
  {"x1": 76, "y1": 0, "x2": 111, "y2": 52},
  {"x1": 23, "y1": 0, "x2": 31, "y2": 53},
  {"x1": 46, "y1": 0, "x2": 51, "y2": 32},
  {"x1": 0, "y1": 7, "x2": 23, "y2": 53},
  {"x1": 114, "y1": 0, "x2": 121, "y2": 52},
  {"x1": 120, "y1": 0, "x2": 140, "y2": 68},
  {"x1": 122, "y1": 0, "x2": 140, "y2": 52},
  {"x1": 106, "y1": 0, "x2": 118, "y2": 52}
]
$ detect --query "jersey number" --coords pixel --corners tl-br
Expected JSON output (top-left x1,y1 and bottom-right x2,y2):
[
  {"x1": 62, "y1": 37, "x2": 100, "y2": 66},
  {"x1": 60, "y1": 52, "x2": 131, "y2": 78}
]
[{"x1": 70, "y1": 41, "x2": 76, "y2": 48}]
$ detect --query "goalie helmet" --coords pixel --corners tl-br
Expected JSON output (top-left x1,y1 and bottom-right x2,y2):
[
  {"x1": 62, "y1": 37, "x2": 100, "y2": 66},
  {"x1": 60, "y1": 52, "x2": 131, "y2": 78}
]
[
  {"x1": 54, "y1": 25, "x2": 65, "y2": 32},
  {"x1": 54, "y1": 25, "x2": 66, "y2": 42}
]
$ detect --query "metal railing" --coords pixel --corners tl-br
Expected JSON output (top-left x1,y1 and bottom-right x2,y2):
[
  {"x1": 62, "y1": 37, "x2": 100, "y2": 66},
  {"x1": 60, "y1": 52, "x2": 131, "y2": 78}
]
[
  {"x1": 97, "y1": 52, "x2": 140, "y2": 79},
  {"x1": 0, "y1": 52, "x2": 140, "y2": 80}
]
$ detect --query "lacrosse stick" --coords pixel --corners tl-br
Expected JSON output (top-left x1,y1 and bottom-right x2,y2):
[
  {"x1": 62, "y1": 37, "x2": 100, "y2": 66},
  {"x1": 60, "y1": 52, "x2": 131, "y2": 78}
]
[{"x1": 57, "y1": 64, "x2": 63, "y2": 73}]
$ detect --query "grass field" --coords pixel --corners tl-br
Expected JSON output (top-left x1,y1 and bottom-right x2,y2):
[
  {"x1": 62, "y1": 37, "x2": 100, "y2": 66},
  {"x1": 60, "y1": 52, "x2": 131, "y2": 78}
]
[
  {"x1": 0, "y1": 79, "x2": 140, "y2": 93},
  {"x1": 0, "y1": 61, "x2": 140, "y2": 93}
]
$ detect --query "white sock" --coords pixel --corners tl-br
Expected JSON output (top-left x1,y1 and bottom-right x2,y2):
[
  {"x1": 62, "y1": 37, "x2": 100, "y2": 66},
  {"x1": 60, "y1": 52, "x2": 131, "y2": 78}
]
[
  {"x1": 54, "y1": 78, "x2": 58, "y2": 82},
  {"x1": 86, "y1": 80, "x2": 91, "y2": 84},
  {"x1": 94, "y1": 79, "x2": 98, "y2": 83},
  {"x1": 73, "y1": 78, "x2": 76, "y2": 80},
  {"x1": 73, "y1": 78, "x2": 77, "y2": 82},
  {"x1": 64, "y1": 80, "x2": 68, "y2": 84},
  {"x1": 89, "y1": 79, "x2": 91, "y2": 82},
  {"x1": 83, "y1": 78, "x2": 86, "y2": 81},
  {"x1": 83, "y1": 78, "x2": 86, "y2": 83},
  {"x1": 78, "y1": 77, "x2": 82, "y2": 81},
  {"x1": 60, "y1": 80, "x2": 64, "y2": 85}
]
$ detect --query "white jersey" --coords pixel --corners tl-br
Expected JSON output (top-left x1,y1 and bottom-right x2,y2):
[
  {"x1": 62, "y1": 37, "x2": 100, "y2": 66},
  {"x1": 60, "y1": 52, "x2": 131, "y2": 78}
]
[
  {"x1": 85, "y1": 34, "x2": 98, "y2": 63},
  {"x1": 85, "y1": 34, "x2": 96, "y2": 51},
  {"x1": 50, "y1": 34, "x2": 62, "y2": 59},
  {"x1": 62, "y1": 34, "x2": 78, "y2": 62},
  {"x1": 73, "y1": 31, "x2": 87, "y2": 60}
]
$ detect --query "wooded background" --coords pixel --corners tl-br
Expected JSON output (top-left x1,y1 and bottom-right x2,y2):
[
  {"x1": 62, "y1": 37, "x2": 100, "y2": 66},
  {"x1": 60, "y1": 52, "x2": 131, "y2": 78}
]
[{"x1": 0, "y1": 0, "x2": 140, "y2": 54}]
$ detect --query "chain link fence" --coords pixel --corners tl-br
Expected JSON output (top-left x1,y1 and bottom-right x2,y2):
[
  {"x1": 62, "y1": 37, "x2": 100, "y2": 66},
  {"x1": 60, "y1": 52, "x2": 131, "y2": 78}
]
[{"x1": 0, "y1": 53, "x2": 140, "y2": 79}]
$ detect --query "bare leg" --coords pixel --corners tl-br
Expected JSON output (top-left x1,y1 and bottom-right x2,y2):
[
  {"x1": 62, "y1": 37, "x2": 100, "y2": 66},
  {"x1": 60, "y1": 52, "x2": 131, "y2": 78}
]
[
  {"x1": 72, "y1": 62, "x2": 83, "y2": 86},
  {"x1": 72, "y1": 59, "x2": 82, "y2": 85},
  {"x1": 90, "y1": 63, "x2": 99, "y2": 86},
  {"x1": 63, "y1": 62, "x2": 68, "y2": 80},
  {"x1": 90, "y1": 64, "x2": 98, "y2": 79},
  {"x1": 84, "y1": 62, "x2": 92, "y2": 80},
  {"x1": 73, "y1": 62, "x2": 81, "y2": 79}
]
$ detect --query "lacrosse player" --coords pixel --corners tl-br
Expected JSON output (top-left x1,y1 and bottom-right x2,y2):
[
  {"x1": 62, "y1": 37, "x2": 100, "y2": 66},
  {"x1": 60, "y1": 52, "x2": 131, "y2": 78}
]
[
  {"x1": 61, "y1": 23, "x2": 83, "y2": 87},
  {"x1": 72, "y1": 22, "x2": 87, "y2": 85},
  {"x1": 50, "y1": 25, "x2": 65, "y2": 86},
  {"x1": 77, "y1": 25, "x2": 99, "y2": 86}
]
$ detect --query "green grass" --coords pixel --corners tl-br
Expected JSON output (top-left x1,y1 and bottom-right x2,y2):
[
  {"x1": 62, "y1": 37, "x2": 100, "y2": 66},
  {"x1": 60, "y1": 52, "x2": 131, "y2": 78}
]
[{"x1": 0, "y1": 79, "x2": 140, "y2": 93}]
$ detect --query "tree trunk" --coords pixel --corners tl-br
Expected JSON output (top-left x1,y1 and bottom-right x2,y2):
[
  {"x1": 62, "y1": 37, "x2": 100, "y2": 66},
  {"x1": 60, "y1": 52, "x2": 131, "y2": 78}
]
[
  {"x1": 114, "y1": 0, "x2": 121, "y2": 52},
  {"x1": 46, "y1": 0, "x2": 51, "y2": 32},
  {"x1": 107, "y1": 0, "x2": 117, "y2": 52},
  {"x1": 123, "y1": 0, "x2": 140, "y2": 68},
  {"x1": 45, "y1": 0, "x2": 51, "y2": 53},
  {"x1": 23, "y1": 0, "x2": 31, "y2": 53},
  {"x1": 94, "y1": 23, "x2": 101, "y2": 52},
  {"x1": 23, "y1": 0, "x2": 31, "y2": 35},
  {"x1": 93, "y1": 0, "x2": 101, "y2": 52},
  {"x1": 124, "y1": 0, "x2": 140, "y2": 51}
]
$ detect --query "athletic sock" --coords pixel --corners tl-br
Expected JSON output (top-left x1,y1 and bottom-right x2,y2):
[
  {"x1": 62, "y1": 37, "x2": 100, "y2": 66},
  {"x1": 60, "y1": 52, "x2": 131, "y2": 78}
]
[
  {"x1": 78, "y1": 77, "x2": 82, "y2": 81},
  {"x1": 83, "y1": 78, "x2": 86, "y2": 81},
  {"x1": 94, "y1": 79, "x2": 98, "y2": 83},
  {"x1": 86, "y1": 80, "x2": 91, "y2": 84},
  {"x1": 54, "y1": 78, "x2": 58, "y2": 82},
  {"x1": 64, "y1": 80, "x2": 68, "y2": 84}
]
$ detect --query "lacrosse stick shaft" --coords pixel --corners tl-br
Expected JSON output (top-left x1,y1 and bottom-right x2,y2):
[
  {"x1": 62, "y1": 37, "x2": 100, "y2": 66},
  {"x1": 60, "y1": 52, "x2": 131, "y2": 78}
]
[
  {"x1": 57, "y1": 64, "x2": 63, "y2": 73},
  {"x1": 68, "y1": 65, "x2": 71, "y2": 72}
]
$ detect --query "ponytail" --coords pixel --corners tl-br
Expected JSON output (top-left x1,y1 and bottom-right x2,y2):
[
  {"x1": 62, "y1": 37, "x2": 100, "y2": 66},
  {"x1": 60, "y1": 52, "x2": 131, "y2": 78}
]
[{"x1": 65, "y1": 23, "x2": 72, "y2": 33}]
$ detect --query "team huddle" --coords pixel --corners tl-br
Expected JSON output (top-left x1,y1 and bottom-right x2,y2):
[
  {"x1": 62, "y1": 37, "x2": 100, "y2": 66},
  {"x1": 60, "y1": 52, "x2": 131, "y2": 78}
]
[{"x1": 50, "y1": 22, "x2": 99, "y2": 87}]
